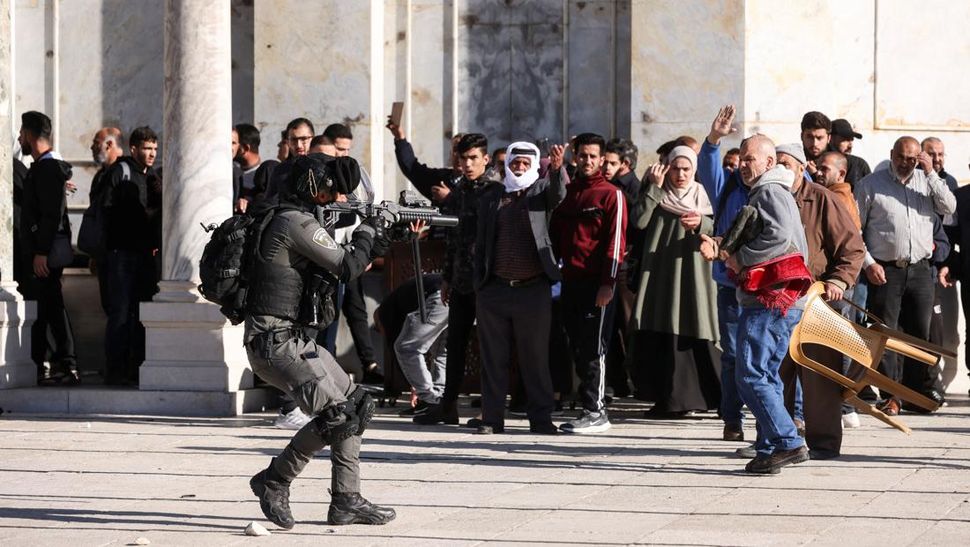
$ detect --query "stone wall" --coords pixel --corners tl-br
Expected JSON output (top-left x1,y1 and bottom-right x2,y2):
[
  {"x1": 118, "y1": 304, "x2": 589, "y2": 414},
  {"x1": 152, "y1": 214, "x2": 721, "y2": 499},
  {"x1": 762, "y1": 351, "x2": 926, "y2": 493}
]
[
  {"x1": 253, "y1": 0, "x2": 633, "y2": 199},
  {"x1": 630, "y1": 0, "x2": 746, "y2": 161},
  {"x1": 742, "y1": 0, "x2": 969, "y2": 177}
]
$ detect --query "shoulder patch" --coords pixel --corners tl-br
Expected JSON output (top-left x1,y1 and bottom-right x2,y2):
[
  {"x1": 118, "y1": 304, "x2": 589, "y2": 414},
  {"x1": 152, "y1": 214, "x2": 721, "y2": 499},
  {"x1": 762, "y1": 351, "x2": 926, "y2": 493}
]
[{"x1": 312, "y1": 227, "x2": 338, "y2": 250}]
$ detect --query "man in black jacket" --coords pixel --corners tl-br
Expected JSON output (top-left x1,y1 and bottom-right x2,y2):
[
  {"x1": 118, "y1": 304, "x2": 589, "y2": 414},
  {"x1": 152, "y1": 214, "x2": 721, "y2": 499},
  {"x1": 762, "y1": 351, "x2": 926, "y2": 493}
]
[
  {"x1": 472, "y1": 141, "x2": 567, "y2": 435},
  {"x1": 88, "y1": 127, "x2": 124, "y2": 312},
  {"x1": 407, "y1": 133, "x2": 495, "y2": 425},
  {"x1": 18, "y1": 111, "x2": 78, "y2": 384},
  {"x1": 602, "y1": 138, "x2": 639, "y2": 206},
  {"x1": 100, "y1": 126, "x2": 162, "y2": 385},
  {"x1": 386, "y1": 118, "x2": 462, "y2": 206},
  {"x1": 601, "y1": 137, "x2": 639, "y2": 398}
]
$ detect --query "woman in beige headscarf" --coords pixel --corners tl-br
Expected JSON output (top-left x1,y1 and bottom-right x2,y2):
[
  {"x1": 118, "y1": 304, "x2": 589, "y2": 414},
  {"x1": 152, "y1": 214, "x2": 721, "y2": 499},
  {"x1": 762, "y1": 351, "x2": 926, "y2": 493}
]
[{"x1": 625, "y1": 145, "x2": 721, "y2": 418}]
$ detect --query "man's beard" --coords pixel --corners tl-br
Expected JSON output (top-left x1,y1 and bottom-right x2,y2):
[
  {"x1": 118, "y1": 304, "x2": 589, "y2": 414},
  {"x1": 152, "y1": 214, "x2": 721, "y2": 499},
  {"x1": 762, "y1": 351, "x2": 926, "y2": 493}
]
[
  {"x1": 21, "y1": 141, "x2": 31, "y2": 155},
  {"x1": 890, "y1": 163, "x2": 914, "y2": 182}
]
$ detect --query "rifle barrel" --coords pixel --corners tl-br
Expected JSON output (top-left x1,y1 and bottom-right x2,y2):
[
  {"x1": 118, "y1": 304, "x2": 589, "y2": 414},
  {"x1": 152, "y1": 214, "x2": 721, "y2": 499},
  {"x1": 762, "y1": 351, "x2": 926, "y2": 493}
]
[{"x1": 395, "y1": 210, "x2": 459, "y2": 227}]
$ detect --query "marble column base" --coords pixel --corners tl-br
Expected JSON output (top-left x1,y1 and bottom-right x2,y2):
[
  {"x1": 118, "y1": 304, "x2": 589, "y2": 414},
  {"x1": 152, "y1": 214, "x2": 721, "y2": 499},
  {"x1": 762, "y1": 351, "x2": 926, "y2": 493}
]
[
  {"x1": 0, "y1": 283, "x2": 37, "y2": 389},
  {"x1": 154, "y1": 280, "x2": 203, "y2": 303},
  {"x1": 139, "y1": 299, "x2": 252, "y2": 392}
]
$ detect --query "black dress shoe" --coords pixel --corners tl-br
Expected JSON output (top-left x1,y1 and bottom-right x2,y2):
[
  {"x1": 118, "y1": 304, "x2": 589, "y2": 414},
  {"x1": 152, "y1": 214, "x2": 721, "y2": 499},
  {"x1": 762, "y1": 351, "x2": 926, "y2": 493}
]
[
  {"x1": 60, "y1": 370, "x2": 81, "y2": 386},
  {"x1": 476, "y1": 423, "x2": 504, "y2": 434},
  {"x1": 529, "y1": 421, "x2": 558, "y2": 435},
  {"x1": 744, "y1": 445, "x2": 809, "y2": 474},
  {"x1": 643, "y1": 407, "x2": 690, "y2": 419},
  {"x1": 808, "y1": 448, "x2": 840, "y2": 460},
  {"x1": 723, "y1": 422, "x2": 744, "y2": 442},
  {"x1": 441, "y1": 401, "x2": 459, "y2": 425},
  {"x1": 465, "y1": 417, "x2": 484, "y2": 429},
  {"x1": 361, "y1": 367, "x2": 384, "y2": 386}
]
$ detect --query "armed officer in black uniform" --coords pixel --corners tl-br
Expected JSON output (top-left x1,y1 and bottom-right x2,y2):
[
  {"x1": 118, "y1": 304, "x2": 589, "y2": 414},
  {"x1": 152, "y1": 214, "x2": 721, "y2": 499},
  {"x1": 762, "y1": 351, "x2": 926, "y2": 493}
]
[{"x1": 245, "y1": 153, "x2": 395, "y2": 529}]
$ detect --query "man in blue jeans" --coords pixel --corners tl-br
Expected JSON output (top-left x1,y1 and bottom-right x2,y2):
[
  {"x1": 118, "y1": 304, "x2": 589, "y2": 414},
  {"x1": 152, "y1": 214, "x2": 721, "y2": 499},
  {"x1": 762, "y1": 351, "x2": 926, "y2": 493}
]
[{"x1": 702, "y1": 135, "x2": 810, "y2": 474}]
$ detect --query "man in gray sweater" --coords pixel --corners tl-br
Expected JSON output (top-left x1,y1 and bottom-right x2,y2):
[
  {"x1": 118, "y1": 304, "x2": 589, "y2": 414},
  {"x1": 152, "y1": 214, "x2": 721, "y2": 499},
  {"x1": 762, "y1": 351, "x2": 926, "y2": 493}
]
[{"x1": 705, "y1": 135, "x2": 812, "y2": 475}]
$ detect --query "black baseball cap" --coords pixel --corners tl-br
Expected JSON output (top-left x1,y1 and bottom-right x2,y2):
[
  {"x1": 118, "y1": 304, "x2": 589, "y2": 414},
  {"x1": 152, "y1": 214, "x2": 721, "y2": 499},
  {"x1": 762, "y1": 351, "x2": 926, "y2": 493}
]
[{"x1": 831, "y1": 119, "x2": 862, "y2": 140}]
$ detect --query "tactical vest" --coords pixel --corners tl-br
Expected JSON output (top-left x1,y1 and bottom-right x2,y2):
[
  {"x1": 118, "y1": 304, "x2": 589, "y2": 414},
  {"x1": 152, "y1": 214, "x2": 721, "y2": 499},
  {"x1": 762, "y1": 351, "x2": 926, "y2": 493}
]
[
  {"x1": 244, "y1": 208, "x2": 337, "y2": 326},
  {"x1": 245, "y1": 260, "x2": 304, "y2": 321}
]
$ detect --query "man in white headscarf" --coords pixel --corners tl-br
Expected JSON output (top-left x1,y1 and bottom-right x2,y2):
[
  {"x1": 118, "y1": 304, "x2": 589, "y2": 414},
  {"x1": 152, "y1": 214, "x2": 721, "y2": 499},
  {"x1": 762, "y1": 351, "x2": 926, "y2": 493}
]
[{"x1": 471, "y1": 140, "x2": 567, "y2": 435}]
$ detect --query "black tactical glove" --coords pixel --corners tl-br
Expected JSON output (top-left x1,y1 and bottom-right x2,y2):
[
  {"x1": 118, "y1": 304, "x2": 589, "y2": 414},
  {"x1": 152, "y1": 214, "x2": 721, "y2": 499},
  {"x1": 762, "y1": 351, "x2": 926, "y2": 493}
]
[
  {"x1": 361, "y1": 215, "x2": 387, "y2": 239},
  {"x1": 387, "y1": 223, "x2": 416, "y2": 243},
  {"x1": 370, "y1": 232, "x2": 391, "y2": 258}
]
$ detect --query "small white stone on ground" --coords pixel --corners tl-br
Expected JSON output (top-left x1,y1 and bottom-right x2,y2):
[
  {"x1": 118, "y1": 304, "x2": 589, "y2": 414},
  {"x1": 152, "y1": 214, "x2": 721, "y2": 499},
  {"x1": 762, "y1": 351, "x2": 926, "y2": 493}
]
[
  {"x1": 245, "y1": 522, "x2": 271, "y2": 536},
  {"x1": 131, "y1": 537, "x2": 150, "y2": 545}
]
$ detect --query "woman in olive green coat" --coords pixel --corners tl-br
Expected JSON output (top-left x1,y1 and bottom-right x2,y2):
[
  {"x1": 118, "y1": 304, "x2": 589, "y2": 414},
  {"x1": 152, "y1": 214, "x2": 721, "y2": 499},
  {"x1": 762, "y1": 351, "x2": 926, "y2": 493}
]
[{"x1": 626, "y1": 146, "x2": 721, "y2": 417}]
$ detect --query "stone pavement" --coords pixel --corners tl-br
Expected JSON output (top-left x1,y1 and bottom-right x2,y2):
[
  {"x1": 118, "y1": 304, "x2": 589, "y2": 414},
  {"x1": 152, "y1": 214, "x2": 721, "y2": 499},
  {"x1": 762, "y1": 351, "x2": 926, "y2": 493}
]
[{"x1": 1, "y1": 396, "x2": 970, "y2": 546}]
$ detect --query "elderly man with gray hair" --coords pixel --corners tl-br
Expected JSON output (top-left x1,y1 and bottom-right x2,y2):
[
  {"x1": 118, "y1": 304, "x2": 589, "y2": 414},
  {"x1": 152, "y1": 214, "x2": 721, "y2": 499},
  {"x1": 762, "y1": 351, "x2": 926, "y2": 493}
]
[{"x1": 701, "y1": 135, "x2": 812, "y2": 474}]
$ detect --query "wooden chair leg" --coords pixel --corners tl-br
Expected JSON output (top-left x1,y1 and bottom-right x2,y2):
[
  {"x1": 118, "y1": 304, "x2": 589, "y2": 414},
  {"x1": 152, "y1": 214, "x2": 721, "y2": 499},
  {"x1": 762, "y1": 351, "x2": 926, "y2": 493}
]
[
  {"x1": 861, "y1": 369, "x2": 940, "y2": 412},
  {"x1": 846, "y1": 395, "x2": 912, "y2": 434}
]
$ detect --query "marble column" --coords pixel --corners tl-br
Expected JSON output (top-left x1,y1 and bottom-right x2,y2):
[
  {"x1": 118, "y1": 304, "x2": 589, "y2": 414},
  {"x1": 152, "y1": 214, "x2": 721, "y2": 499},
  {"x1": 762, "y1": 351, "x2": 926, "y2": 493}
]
[
  {"x1": 139, "y1": 0, "x2": 252, "y2": 396},
  {"x1": 0, "y1": 0, "x2": 36, "y2": 389}
]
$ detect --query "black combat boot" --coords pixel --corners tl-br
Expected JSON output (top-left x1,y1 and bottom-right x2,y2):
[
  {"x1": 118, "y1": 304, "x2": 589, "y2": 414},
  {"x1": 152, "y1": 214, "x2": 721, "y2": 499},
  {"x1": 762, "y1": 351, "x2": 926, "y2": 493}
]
[
  {"x1": 327, "y1": 491, "x2": 397, "y2": 525},
  {"x1": 250, "y1": 459, "x2": 296, "y2": 529}
]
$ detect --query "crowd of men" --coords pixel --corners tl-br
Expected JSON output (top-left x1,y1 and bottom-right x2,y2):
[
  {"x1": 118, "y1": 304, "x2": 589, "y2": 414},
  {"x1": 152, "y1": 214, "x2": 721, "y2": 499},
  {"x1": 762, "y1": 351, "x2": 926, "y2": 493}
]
[{"x1": 9, "y1": 104, "x2": 968, "y2": 478}]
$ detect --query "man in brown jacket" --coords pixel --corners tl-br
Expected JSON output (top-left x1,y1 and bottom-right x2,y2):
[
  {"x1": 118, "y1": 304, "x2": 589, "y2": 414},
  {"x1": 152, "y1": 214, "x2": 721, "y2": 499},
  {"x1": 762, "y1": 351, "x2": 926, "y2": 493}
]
[
  {"x1": 815, "y1": 151, "x2": 862, "y2": 231},
  {"x1": 775, "y1": 143, "x2": 866, "y2": 460}
]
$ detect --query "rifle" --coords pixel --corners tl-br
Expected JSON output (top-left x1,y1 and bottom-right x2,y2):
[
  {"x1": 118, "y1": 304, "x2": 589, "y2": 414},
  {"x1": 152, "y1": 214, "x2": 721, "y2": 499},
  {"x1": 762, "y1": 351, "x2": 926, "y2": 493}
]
[
  {"x1": 318, "y1": 192, "x2": 459, "y2": 230},
  {"x1": 320, "y1": 191, "x2": 458, "y2": 323}
]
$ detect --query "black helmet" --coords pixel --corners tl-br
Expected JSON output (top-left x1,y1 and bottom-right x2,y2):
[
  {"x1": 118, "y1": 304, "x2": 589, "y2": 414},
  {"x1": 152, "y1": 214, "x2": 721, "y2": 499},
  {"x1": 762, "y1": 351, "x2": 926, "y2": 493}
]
[{"x1": 287, "y1": 153, "x2": 361, "y2": 203}]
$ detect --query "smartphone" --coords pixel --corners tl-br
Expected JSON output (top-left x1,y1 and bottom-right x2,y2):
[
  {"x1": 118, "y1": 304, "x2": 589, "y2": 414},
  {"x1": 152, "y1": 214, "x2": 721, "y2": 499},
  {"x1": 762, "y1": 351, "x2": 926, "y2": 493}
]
[{"x1": 390, "y1": 101, "x2": 404, "y2": 127}]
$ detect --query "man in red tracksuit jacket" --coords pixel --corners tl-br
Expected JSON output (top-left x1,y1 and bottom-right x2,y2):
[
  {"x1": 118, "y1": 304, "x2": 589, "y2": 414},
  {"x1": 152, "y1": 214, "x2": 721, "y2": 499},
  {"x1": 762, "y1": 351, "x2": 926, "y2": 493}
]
[{"x1": 551, "y1": 132, "x2": 627, "y2": 434}]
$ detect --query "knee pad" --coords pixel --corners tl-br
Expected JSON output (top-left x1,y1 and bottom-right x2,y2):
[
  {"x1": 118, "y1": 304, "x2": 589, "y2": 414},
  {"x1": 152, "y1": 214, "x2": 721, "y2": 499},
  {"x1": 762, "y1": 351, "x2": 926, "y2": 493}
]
[
  {"x1": 345, "y1": 386, "x2": 376, "y2": 436},
  {"x1": 312, "y1": 402, "x2": 359, "y2": 444}
]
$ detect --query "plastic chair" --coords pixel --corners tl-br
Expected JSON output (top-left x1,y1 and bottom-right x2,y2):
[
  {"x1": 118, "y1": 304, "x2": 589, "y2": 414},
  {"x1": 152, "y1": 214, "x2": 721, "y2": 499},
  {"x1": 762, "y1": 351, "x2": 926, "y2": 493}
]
[{"x1": 788, "y1": 282, "x2": 956, "y2": 434}]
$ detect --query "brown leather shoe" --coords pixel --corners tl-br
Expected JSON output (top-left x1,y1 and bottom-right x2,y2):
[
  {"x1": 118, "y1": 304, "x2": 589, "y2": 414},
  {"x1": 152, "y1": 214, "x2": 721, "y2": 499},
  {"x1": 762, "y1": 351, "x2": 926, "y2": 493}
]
[{"x1": 877, "y1": 398, "x2": 900, "y2": 416}]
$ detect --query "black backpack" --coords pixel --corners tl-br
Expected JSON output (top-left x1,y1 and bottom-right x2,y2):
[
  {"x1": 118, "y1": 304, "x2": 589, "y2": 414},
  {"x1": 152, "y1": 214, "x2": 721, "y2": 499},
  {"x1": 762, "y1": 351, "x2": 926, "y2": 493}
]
[{"x1": 198, "y1": 208, "x2": 277, "y2": 325}]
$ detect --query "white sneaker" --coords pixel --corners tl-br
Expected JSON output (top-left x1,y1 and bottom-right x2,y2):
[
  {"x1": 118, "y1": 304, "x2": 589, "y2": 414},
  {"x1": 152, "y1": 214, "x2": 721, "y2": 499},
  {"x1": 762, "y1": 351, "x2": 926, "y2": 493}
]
[
  {"x1": 559, "y1": 410, "x2": 611, "y2": 434},
  {"x1": 842, "y1": 412, "x2": 861, "y2": 429},
  {"x1": 274, "y1": 407, "x2": 312, "y2": 430}
]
